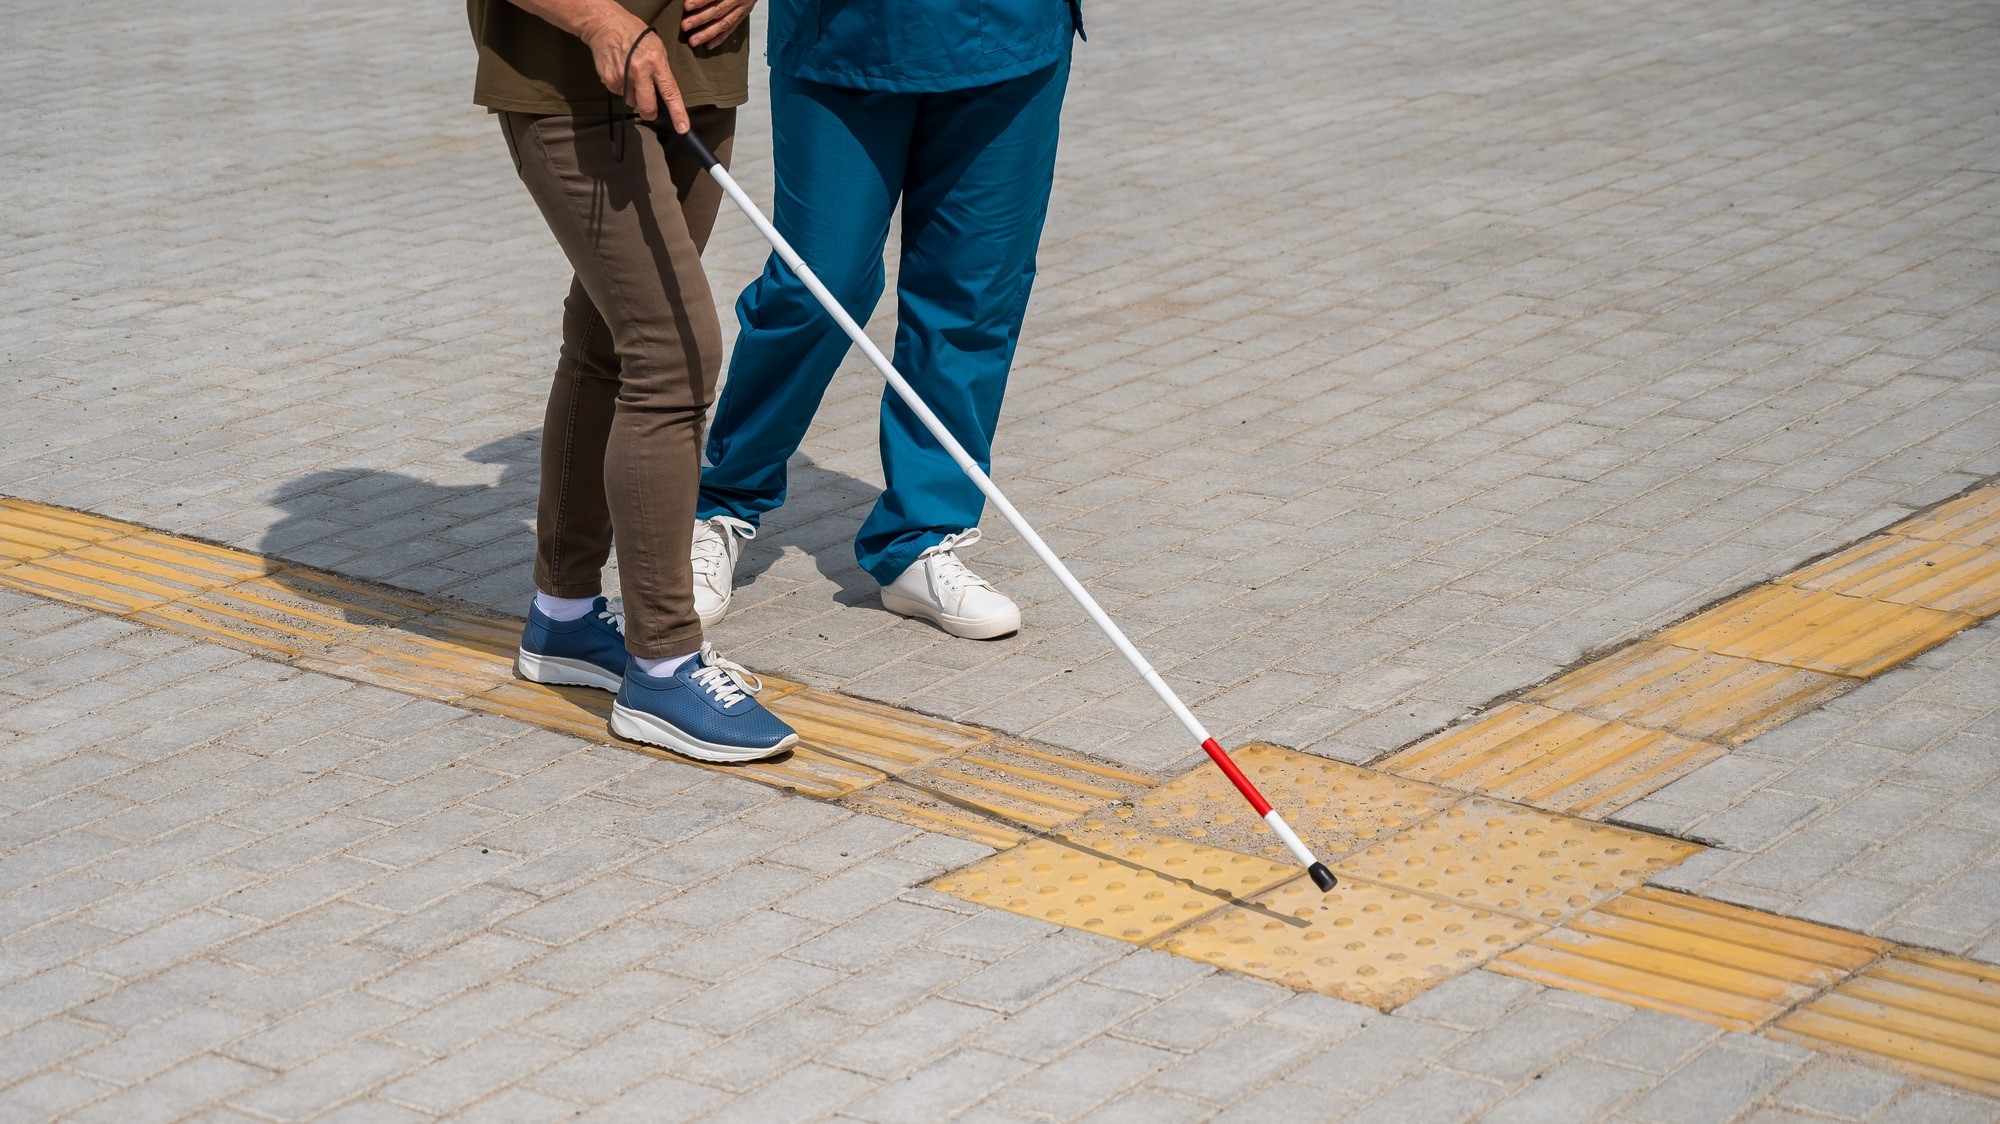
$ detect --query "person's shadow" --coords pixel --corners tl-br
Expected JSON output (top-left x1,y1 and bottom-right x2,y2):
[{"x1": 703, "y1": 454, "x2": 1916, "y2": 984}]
[{"x1": 258, "y1": 429, "x2": 882, "y2": 625}]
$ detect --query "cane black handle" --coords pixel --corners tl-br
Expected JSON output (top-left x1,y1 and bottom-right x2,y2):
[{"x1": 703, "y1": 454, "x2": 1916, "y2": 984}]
[{"x1": 663, "y1": 123, "x2": 721, "y2": 171}]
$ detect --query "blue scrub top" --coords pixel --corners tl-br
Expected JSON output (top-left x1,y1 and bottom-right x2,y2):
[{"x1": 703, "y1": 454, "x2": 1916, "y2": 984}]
[{"x1": 767, "y1": 0, "x2": 1081, "y2": 93}]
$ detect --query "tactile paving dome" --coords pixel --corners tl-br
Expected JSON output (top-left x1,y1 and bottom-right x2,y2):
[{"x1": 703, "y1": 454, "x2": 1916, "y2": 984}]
[
  {"x1": 1128, "y1": 743, "x2": 1458, "y2": 861},
  {"x1": 1156, "y1": 876, "x2": 1547, "y2": 1010},
  {"x1": 1332, "y1": 797, "x2": 1698, "y2": 924},
  {"x1": 930, "y1": 829, "x2": 1296, "y2": 943}
]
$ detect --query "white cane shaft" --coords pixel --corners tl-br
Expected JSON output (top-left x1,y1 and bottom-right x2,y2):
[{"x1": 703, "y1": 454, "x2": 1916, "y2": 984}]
[
  {"x1": 706, "y1": 165, "x2": 1211, "y2": 746},
  {"x1": 1263, "y1": 811, "x2": 1319, "y2": 872}
]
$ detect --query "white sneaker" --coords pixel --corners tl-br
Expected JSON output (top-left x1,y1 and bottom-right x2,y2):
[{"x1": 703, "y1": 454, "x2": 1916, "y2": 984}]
[
  {"x1": 879, "y1": 529, "x2": 1020, "y2": 640},
  {"x1": 691, "y1": 516, "x2": 755, "y2": 628}
]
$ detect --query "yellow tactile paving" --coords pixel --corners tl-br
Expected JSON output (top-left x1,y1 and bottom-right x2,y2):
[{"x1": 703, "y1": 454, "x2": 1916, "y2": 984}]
[
  {"x1": 1903, "y1": 486, "x2": 2000, "y2": 548},
  {"x1": 9, "y1": 489, "x2": 2000, "y2": 1058},
  {"x1": 841, "y1": 781, "x2": 1031, "y2": 850},
  {"x1": 1386, "y1": 704, "x2": 1727, "y2": 818},
  {"x1": 1492, "y1": 887, "x2": 1889, "y2": 1032},
  {"x1": 1789, "y1": 534, "x2": 2000, "y2": 618},
  {"x1": 1155, "y1": 875, "x2": 1546, "y2": 1010},
  {"x1": 869, "y1": 742, "x2": 1157, "y2": 837},
  {"x1": 1524, "y1": 641, "x2": 1848, "y2": 746},
  {"x1": 1773, "y1": 950, "x2": 2000, "y2": 1097},
  {"x1": 1331, "y1": 798, "x2": 1698, "y2": 925},
  {"x1": 930, "y1": 828, "x2": 1297, "y2": 943},
  {"x1": 1660, "y1": 584, "x2": 1972, "y2": 679},
  {"x1": 0, "y1": 498, "x2": 137, "y2": 562},
  {"x1": 1125, "y1": 742, "x2": 1459, "y2": 861},
  {"x1": 766, "y1": 688, "x2": 988, "y2": 776}
]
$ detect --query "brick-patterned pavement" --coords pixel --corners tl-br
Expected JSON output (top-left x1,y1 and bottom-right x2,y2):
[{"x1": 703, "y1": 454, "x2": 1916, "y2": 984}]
[
  {"x1": 8, "y1": 0, "x2": 2000, "y2": 1117},
  {"x1": 6, "y1": 0, "x2": 1996, "y2": 772},
  {"x1": 4, "y1": 593, "x2": 1995, "y2": 1120}
]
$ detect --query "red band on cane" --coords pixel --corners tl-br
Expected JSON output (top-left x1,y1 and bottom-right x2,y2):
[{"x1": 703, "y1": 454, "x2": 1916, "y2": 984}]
[{"x1": 1200, "y1": 738, "x2": 1273, "y2": 817}]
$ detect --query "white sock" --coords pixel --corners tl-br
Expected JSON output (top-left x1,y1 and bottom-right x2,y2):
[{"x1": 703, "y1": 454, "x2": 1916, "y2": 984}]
[
  {"x1": 534, "y1": 593, "x2": 598, "y2": 622},
  {"x1": 633, "y1": 651, "x2": 696, "y2": 677}
]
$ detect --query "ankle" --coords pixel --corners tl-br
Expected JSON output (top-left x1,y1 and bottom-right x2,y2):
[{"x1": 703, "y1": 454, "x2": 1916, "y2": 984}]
[
  {"x1": 632, "y1": 650, "x2": 696, "y2": 677},
  {"x1": 535, "y1": 593, "x2": 599, "y2": 622}
]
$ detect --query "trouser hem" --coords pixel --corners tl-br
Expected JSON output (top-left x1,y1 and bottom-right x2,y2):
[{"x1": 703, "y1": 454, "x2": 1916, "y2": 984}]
[{"x1": 627, "y1": 622, "x2": 705, "y2": 661}]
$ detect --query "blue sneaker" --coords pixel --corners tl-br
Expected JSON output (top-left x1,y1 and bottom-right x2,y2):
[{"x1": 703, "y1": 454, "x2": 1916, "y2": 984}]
[
  {"x1": 517, "y1": 596, "x2": 627, "y2": 692},
  {"x1": 609, "y1": 643, "x2": 798, "y2": 763}
]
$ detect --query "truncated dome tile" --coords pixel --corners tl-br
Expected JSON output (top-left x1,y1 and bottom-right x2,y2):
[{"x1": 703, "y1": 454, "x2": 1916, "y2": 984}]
[
  {"x1": 1331, "y1": 797, "x2": 1699, "y2": 925},
  {"x1": 1154, "y1": 876, "x2": 1546, "y2": 1010},
  {"x1": 930, "y1": 830, "x2": 1295, "y2": 944},
  {"x1": 1127, "y1": 742, "x2": 1460, "y2": 861}
]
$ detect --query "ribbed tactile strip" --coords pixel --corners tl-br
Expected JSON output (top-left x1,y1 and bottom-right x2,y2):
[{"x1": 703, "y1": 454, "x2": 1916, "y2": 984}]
[
  {"x1": 1491, "y1": 887, "x2": 1889, "y2": 1032},
  {"x1": 1387, "y1": 703, "x2": 1726, "y2": 818},
  {"x1": 1773, "y1": 950, "x2": 2000, "y2": 1098},
  {"x1": 853, "y1": 742, "x2": 1157, "y2": 846},
  {"x1": 1659, "y1": 585, "x2": 1972, "y2": 679},
  {"x1": 1789, "y1": 535, "x2": 2000, "y2": 618},
  {"x1": 0, "y1": 498, "x2": 134, "y2": 562},
  {"x1": 1904, "y1": 487, "x2": 2000, "y2": 547},
  {"x1": 1524, "y1": 641, "x2": 1847, "y2": 746},
  {"x1": 1388, "y1": 484, "x2": 2000, "y2": 816}
]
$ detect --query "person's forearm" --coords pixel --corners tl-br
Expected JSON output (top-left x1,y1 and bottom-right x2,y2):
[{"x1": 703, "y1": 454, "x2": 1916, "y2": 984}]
[{"x1": 504, "y1": 0, "x2": 643, "y2": 45}]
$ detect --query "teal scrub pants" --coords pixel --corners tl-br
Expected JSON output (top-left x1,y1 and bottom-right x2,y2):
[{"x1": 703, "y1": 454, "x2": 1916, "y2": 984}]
[{"x1": 696, "y1": 51, "x2": 1069, "y2": 585}]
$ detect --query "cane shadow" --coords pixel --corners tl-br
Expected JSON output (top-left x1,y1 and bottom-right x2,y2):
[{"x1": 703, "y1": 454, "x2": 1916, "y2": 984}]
[{"x1": 257, "y1": 431, "x2": 885, "y2": 626}]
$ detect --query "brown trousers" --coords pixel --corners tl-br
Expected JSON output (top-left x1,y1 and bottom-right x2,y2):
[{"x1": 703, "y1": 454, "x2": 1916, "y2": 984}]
[{"x1": 499, "y1": 108, "x2": 736, "y2": 658}]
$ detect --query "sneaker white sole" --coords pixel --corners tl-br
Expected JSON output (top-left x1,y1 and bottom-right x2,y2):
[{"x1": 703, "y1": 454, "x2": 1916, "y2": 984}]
[
  {"x1": 880, "y1": 589, "x2": 1021, "y2": 640},
  {"x1": 516, "y1": 649, "x2": 623, "y2": 693},
  {"x1": 609, "y1": 703, "x2": 797, "y2": 763},
  {"x1": 695, "y1": 594, "x2": 730, "y2": 630}
]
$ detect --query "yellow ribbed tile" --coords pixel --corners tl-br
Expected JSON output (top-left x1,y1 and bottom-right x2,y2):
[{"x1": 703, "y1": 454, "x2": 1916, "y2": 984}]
[
  {"x1": 126, "y1": 569, "x2": 433, "y2": 657},
  {"x1": 842, "y1": 781, "x2": 1028, "y2": 850},
  {"x1": 1332, "y1": 798, "x2": 1698, "y2": 925},
  {"x1": 1129, "y1": 743, "x2": 1459, "y2": 862},
  {"x1": 879, "y1": 743, "x2": 1157, "y2": 836},
  {"x1": 0, "y1": 499, "x2": 136, "y2": 562},
  {"x1": 1789, "y1": 534, "x2": 2000, "y2": 618},
  {"x1": 1660, "y1": 584, "x2": 1971, "y2": 678},
  {"x1": 0, "y1": 532, "x2": 279, "y2": 615},
  {"x1": 932, "y1": 830, "x2": 1295, "y2": 943},
  {"x1": 1525, "y1": 642, "x2": 1848, "y2": 746},
  {"x1": 465, "y1": 678, "x2": 615, "y2": 739},
  {"x1": 1903, "y1": 486, "x2": 2000, "y2": 549},
  {"x1": 1772, "y1": 950, "x2": 2000, "y2": 1097},
  {"x1": 770, "y1": 688, "x2": 991, "y2": 777},
  {"x1": 1156, "y1": 875, "x2": 1545, "y2": 1010},
  {"x1": 1385, "y1": 703, "x2": 1726, "y2": 818},
  {"x1": 1493, "y1": 887, "x2": 1889, "y2": 1031}
]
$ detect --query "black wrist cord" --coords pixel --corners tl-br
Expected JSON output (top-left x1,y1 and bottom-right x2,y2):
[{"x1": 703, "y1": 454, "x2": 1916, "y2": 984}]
[{"x1": 609, "y1": 25, "x2": 662, "y2": 162}]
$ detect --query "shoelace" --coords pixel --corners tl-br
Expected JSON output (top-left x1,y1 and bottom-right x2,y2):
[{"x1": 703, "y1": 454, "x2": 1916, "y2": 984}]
[
  {"x1": 598, "y1": 607, "x2": 625, "y2": 634},
  {"x1": 920, "y1": 529, "x2": 995, "y2": 596},
  {"x1": 687, "y1": 643, "x2": 762, "y2": 709},
  {"x1": 691, "y1": 517, "x2": 755, "y2": 580}
]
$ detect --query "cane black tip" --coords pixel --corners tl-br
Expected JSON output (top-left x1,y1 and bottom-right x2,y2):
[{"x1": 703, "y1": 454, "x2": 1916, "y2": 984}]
[{"x1": 1308, "y1": 863, "x2": 1337, "y2": 892}]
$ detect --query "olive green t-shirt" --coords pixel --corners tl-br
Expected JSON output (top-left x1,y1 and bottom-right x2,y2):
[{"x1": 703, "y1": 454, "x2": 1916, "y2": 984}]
[{"x1": 467, "y1": 0, "x2": 749, "y2": 114}]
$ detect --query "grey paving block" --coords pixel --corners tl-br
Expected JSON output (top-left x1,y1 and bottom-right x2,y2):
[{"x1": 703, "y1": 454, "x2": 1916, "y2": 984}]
[
  {"x1": 820, "y1": 998, "x2": 998, "y2": 1079},
  {"x1": 1622, "y1": 1040, "x2": 1809, "y2": 1124},
  {"x1": 1115, "y1": 971, "x2": 1294, "y2": 1052},
  {"x1": 944, "y1": 933, "x2": 1122, "y2": 1013}
]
